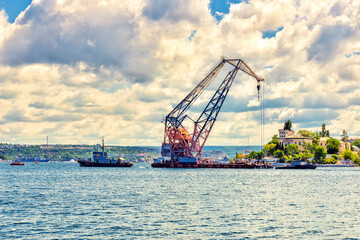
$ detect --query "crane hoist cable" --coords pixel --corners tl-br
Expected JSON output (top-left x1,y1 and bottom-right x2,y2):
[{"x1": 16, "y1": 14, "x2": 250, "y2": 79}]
[{"x1": 261, "y1": 80, "x2": 265, "y2": 151}]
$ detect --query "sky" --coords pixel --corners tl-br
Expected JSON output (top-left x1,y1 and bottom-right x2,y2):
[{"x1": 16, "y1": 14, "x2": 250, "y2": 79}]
[{"x1": 0, "y1": 0, "x2": 359, "y2": 146}]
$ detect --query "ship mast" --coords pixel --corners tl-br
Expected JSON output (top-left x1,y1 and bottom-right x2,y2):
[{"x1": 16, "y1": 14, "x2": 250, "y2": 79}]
[{"x1": 101, "y1": 136, "x2": 105, "y2": 153}]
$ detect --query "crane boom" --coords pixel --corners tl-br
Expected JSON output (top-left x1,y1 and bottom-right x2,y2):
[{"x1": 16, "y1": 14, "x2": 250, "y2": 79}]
[
  {"x1": 161, "y1": 57, "x2": 264, "y2": 162},
  {"x1": 166, "y1": 59, "x2": 225, "y2": 128}
]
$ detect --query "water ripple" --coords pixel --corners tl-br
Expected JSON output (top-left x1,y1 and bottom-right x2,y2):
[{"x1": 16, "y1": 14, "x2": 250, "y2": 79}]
[{"x1": 1, "y1": 163, "x2": 359, "y2": 239}]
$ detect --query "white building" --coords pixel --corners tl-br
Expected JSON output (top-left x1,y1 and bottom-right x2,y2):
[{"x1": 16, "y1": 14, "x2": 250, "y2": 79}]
[{"x1": 278, "y1": 129, "x2": 312, "y2": 150}]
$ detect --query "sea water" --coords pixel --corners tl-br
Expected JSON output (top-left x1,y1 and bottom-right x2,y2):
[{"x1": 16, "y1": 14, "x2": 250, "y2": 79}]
[{"x1": 1, "y1": 162, "x2": 359, "y2": 239}]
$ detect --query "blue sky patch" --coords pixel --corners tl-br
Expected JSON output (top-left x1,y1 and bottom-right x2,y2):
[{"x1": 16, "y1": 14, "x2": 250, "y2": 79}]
[
  {"x1": 2, "y1": 0, "x2": 248, "y2": 24},
  {"x1": 345, "y1": 52, "x2": 360, "y2": 58},
  {"x1": 189, "y1": 30, "x2": 197, "y2": 41},
  {"x1": 262, "y1": 27, "x2": 284, "y2": 39},
  {"x1": 209, "y1": 0, "x2": 246, "y2": 22},
  {"x1": 0, "y1": 0, "x2": 32, "y2": 23},
  {"x1": 264, "y1": 65, "x2": 274, "y2": 69}
]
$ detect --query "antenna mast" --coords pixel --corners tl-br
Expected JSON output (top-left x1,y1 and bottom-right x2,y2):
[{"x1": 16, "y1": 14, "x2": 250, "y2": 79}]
[{"x1": 101, "y1": 136, "x2": 104, "y2": 153}]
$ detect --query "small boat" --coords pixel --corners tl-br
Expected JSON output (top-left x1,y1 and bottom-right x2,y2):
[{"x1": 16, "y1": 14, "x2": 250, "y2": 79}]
[
  {"x1": 18, "y1": 157, "x2": 49, "y2": 162},
  {"x1": 10, "y1": 159, "x2": 26, "y2": 166},
  {"x1": 78, "y1": 137, "x2": 133, "y2": 167},
  {"x1": 275, "y1": 161, "x2": 317, "y2": 169}
]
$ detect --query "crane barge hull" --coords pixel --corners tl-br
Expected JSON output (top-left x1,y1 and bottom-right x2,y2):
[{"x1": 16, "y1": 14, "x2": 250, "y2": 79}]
[{"x1": 151, "y1": 162, "x2": 272, "y2": 169}]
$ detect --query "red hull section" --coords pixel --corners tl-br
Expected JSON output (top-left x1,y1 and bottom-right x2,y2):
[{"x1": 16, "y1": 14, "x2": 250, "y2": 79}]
[
  {"x1": 10, "y1": 162, "x2": 26, "y2": 166},
  {"x1": 152, "y1": 162, "x2": 272, "y2": 169}
]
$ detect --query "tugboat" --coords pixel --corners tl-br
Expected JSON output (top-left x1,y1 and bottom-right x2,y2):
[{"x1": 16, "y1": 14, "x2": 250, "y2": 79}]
[
  {"x1": 275, "y1": 160, "x2": 317, "y2": 169},
  {"x1": 78, "y1": 137, "x2": 133, "y2": 167},
  {"x1": 10, "y1": 159, "x2": 26, "y2": 166}
]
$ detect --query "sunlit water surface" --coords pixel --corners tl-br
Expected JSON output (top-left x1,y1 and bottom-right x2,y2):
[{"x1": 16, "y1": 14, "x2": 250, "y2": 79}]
[{"x1": 1, "y1": 162, "x2": 359, "y2": 239}]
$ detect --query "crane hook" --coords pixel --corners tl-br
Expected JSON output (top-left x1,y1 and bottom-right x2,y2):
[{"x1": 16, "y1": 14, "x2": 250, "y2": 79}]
[{"x1": 257, "y1": 82, "x2": 261, "y2": 101}]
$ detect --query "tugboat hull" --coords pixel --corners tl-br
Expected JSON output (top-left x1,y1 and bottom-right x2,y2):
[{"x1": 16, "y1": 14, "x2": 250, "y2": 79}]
[
  {"x1": 275, "y1": 164, "x2": 317, "y2": 169},
  {"x1": 10, "y1": 162, "x2": 26, "y2": 166},
  {"x1": 78, "y1": 160, "x2": 133, "y2": 167}
]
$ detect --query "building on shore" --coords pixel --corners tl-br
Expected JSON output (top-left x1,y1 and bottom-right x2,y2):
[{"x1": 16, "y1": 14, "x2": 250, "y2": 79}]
[
  {"x1": 319, "y1": 137, "x2": 350, "y2": 152},
  {"x1": 278, "y1": 126, "x2": 350, "y2": 153},
  {"x1": 278, "y1": 128, "x2": 312, "y2": 151}
]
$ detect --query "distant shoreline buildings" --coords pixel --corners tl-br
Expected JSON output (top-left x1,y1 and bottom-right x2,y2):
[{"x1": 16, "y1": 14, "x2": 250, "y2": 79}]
[
  {"x1": 278, "y1": 128, "x2": 312, "y2": 151},
  {"x1": 277, "y1": 122, "x2": 357, "y2": 153}
]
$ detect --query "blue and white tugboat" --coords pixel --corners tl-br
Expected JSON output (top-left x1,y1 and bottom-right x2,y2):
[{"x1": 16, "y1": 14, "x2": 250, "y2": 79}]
[{"x1": 78, "y1": 138, "x2": 133, "y2": 167}]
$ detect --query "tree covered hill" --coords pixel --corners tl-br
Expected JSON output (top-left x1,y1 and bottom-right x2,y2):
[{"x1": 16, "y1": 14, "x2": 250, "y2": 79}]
[{"x1": 0, "y1": 143, "x2": 160, "y2": 162}]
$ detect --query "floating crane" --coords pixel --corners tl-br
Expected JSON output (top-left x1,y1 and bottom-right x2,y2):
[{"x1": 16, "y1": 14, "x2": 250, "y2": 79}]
[{"x1": 160, "y1": 57, "x2": 264, "y2": 164}]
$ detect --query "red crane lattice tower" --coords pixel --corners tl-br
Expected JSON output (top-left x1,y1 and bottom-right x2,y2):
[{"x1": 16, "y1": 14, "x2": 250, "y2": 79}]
[{"x1": 161, "y1": 57, "x2": 264, "y2": 162}]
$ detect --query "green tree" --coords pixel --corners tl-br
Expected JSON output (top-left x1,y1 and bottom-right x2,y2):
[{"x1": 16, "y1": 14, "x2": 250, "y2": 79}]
[
  {"x1": 351, "y1": 139, "x2": 360, "y2": 148},
  {"x1": 325, "y1": 157, "x2": 338, "y2": 164},
  {"x1": 297, "y1": 130, "x2": 321, "y2": 146},
  {"x1": 321, "y1": 123, "x2": 330, "y2": 137},
  {"x1": 301, "y1": 142, "x2": 312, "y2": 152},
  {"x1": 274, "y1": 149, "x2": 284, "y2": 158},
  {"x1": 298, "y1": 152, "x2": 314, "y2": 162},
  {"x1": 340, "y1": 130, "x2": 348, "y2": 142},
  {"x1": 312, "y1": 132, "x2": 321, "y2": 146},
  {"x1": 321, "y1": 124, "x2": 326, "y2": 137},
  {"x1": 235, "y1": 153, "x2": 246, "y2": 159},
  {"x1": 284, "y1": 155, "x2": 293, "y2": 163},
  {"x1": 284, "y1": 120, "x2": 292, "y2": 130},
  {"x1": 0, "y1": 155, "x2": 10, "y2": 160},
  {"x1": 297, "y1": 129, "x2": 312, "y2": 138},
  {"x1": 314, "y1": 146, "x2": 327, "y2": 163},
  {"x1": 256, "y1": 151, "x2": 265, "y2": 160},
  {"x1": 263, "y1": 143, "x2": 276, "y2": 156},
  {"x1": 285, "y1": 144, "x2": 300, "y2": 157},
  {"x1": 339, "y1": 149, "x2": 357, "y2": 160},
  {"x1": 247, "y1": 151, "x2": 257, "y2": 159},
  {"x1": 326, "y1": 138, "x2": 341, "y2": 154},
  {"x1": 275, "y1": 142, "x2": 285, "y2": 152},
  {"x1": 273, "y1": 149, "x2": 285, "y2": 163},
  {"x1": 268, "y1": 135, "x2": 278, "y2": 144}
]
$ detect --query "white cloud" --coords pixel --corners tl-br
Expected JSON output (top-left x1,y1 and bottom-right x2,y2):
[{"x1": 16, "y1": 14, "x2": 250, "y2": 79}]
[{"x1": 0, "y1": 0, "x2": 359, "y2": 145}]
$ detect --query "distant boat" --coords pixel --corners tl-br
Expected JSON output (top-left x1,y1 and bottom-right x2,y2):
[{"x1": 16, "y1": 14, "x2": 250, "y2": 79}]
[
  {"x1": 18, "y1": 157, "x2": 49, "y2": 163},
  {"x1": 10, "y1": 159, "x2": 26, "y2": 166},
  {"x1": 78, "y1": 138, "x2": 133, "y2": 167},
  {"x1": 275, "y1": 161, "x2": 317, "y2": 169}
]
